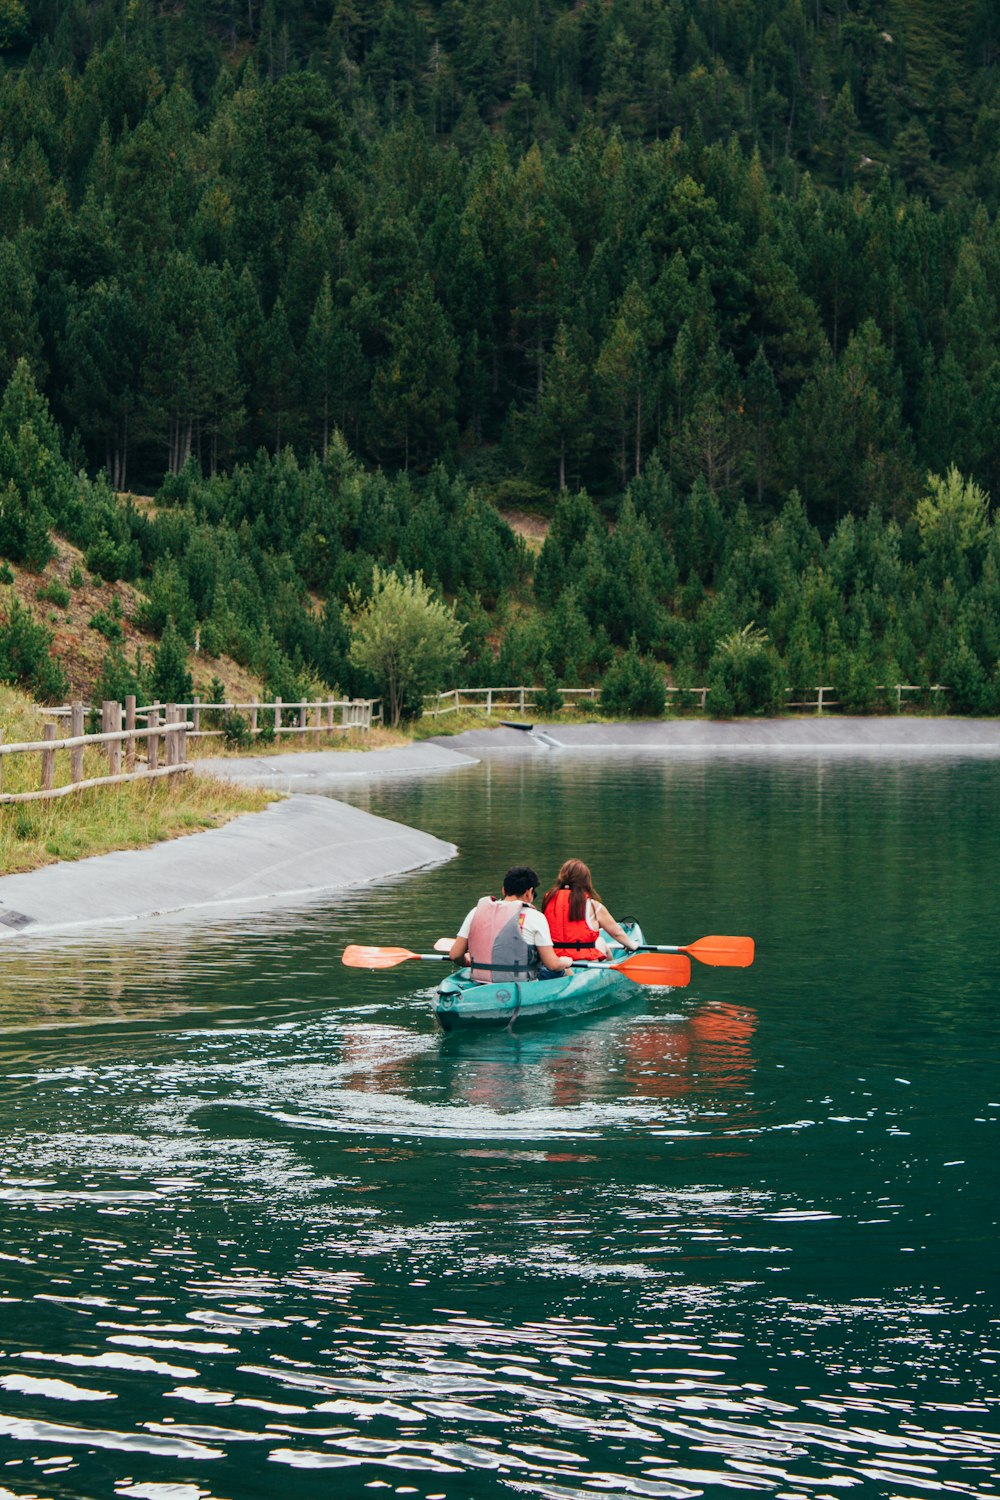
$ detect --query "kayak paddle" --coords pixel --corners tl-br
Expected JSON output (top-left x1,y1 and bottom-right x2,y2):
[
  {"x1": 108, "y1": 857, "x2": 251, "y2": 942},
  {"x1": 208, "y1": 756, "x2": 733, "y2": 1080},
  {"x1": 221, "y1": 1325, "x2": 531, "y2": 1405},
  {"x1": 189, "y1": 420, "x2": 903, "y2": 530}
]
[
  {"x1": 636, "y1": 935, "x2": 755, "y2": 967},
  {"x1": 343, "y1": 945, "x2": 451, "y2": 969},
  {"x1": 344, "y1": 944, "x2": 690, "y2": 986},
  {"x1": 434, "y1": 933, "x2": 750, "y2": 969},
  {"x1": 595, "y1": 951, "x2": 690, "y2": 986}
]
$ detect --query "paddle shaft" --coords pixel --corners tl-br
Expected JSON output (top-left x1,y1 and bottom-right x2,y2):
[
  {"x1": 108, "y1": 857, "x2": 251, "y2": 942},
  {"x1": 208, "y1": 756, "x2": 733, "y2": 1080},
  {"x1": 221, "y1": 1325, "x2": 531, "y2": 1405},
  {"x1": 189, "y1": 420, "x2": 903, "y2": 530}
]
[
  {"x1": 434, "y1": 935, "x2": 753, "y2": 967},
  {"x1": 344, "y1": 944, "x2": 688, "y2": 984}
]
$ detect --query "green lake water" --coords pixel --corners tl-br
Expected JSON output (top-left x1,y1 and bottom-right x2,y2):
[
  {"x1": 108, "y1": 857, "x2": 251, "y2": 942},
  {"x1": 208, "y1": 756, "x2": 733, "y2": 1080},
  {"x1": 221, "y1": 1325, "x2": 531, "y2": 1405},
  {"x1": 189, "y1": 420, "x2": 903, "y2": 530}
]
[{"x1": 0, "y1": 753, "x2": 998, "y2": 1500}]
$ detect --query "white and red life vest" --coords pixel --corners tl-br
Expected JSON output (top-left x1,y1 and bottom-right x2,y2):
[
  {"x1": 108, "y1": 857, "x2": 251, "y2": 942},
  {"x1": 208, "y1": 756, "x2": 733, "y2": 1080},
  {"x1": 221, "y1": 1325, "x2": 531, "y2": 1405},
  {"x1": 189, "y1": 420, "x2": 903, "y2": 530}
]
[{"x1": 467, "y1": 896, "x2": 539, "y2": 983}]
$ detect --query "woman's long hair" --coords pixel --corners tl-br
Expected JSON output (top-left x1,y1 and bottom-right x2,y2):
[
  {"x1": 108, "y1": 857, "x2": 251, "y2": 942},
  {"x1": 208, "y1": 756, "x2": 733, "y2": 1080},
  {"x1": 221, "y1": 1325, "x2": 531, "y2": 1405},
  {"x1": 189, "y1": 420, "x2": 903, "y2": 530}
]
[{"x1": 542, "y1": 859, "x2": 601, "y2": 923}]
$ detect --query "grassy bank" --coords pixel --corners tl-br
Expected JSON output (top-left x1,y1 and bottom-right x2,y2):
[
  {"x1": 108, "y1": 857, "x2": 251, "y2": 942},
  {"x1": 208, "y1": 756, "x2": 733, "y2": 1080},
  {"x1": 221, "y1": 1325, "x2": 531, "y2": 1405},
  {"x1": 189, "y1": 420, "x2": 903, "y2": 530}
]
[
  {"x1": 1, "y1": 688, "x2": 276, "y2": 876},
  {"x1": 185, "y1": 724, "x2": 411, "y2": 757}
]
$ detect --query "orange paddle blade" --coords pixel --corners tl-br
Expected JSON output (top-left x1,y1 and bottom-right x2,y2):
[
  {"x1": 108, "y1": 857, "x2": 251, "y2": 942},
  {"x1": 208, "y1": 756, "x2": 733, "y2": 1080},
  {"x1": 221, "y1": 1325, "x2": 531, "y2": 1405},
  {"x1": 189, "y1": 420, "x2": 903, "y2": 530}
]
[
  {"x1": 342, "y1": 945, "x2": 419, "y2": 969},
  {"x1": 612, "y1": 952, "x2": 691, "y2": 987},
  {"x1": 684, "y1": 935, "x2": 755, "y2": 968}
]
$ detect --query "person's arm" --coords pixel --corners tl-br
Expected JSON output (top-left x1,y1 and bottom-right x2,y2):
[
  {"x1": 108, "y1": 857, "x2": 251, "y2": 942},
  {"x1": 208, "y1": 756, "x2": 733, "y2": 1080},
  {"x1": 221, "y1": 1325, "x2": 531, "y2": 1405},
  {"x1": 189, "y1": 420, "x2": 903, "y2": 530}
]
[
  {"x1": 593, "y1": 902, "x2": 638, "y2": 950},
  {"x1": 528, "y1": 909, "x2": 573, "y2": 972},
  {"x1": 538, "y1": 942, "x2": 573, "y2": 972},
  {"x1": 450, "y1": 910, "x2": 474, "y2": 963}
]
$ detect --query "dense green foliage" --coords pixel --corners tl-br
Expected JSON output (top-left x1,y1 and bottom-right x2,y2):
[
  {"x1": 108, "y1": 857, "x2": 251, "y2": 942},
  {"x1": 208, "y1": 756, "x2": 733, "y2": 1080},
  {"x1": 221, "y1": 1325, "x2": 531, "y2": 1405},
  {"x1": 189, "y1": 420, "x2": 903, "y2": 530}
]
[
  {"x1": 0, "y1": 0, "x2": 997, "y2": 505},
  {"x1": 1, "y1": 2, "x2": 999, "y2": 713}
]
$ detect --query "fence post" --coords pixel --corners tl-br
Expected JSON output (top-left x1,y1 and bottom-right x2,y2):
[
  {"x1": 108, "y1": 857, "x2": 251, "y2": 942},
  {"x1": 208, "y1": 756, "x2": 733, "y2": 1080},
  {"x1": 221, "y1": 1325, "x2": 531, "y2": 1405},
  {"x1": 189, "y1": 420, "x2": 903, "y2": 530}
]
[
  {"x1": 486, "y1": 687, "x2": 493, "y2": 716},
  {"x1": 250, "y1": 704, "x2": 258, "y2": 737},
  {"x1": 192, "y1": 695, "x2": 201, "y2": 734},
  {"x1": 148, "y1": 706, "x2": 159, "y2": 771},
  {"x1": 178, "y1": 704, "x2": 187, "y2": 764},
  {"x1": 40, "y1": 722, "x2": 56, "y2": 791},
  {"x1": 896, "y1": 684, "x2": 902, "y2": 710},
  {"x1": 125, "y1": 696, "x2": 136, "y2": 771},
  {"x1": 170, "y1": 705, "x2": 182, "y2": 768},
  {"x1": 0, "y1": 728, "x2": 3, "y2": 796},
  {"x1": 817, "y1": 686, "x2": 824, "y2": 716},
  {"x1": 108, "y1": 702, "x2": 122, "y2": 777},
  {"x1": 275, "y1": 697, "x2": 282, "y2": 736},
  {"x1": 70, "y1": 702, "x2": 85, "y2": 783},
  {"x1": 699, "y1": 687, "x2": 708, "y2": 711}
]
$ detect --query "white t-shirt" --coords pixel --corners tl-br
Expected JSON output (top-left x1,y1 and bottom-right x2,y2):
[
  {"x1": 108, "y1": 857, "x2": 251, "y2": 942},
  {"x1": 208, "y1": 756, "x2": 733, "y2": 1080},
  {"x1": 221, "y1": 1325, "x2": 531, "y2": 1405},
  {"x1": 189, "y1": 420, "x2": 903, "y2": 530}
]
[{"x1": 458, "y1": 900, "x2": 553, "y2": 949}]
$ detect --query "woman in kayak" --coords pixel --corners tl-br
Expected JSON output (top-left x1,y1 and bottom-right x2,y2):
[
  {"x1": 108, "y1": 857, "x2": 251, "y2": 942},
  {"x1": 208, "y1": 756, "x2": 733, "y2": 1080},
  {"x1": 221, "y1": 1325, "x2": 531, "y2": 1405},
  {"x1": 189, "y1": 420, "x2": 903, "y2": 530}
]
[{"x1": 541, "y1": 859, "x2": 640, "y2": 961}]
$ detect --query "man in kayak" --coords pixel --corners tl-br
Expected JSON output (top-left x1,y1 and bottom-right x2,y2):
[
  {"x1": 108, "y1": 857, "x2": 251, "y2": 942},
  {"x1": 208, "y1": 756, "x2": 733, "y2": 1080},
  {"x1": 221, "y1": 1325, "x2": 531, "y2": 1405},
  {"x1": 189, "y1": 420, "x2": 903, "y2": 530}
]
[{"x1": 449, "y1": 866, "x2": 575, "y2": 982}]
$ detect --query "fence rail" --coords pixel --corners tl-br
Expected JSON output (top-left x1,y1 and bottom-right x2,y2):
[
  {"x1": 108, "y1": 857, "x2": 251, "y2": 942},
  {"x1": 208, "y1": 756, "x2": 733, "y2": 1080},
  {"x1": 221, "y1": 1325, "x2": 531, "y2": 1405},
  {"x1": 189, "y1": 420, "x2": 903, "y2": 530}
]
[
  {"x1": 423, "y1": 683, "x2": 950, "y2": 718},
  {"x1": 1, "y1": 699, "x2": 191, "y2": 805},
  {"x1": 43, "y1": 695, "x2": 383, "y2": 737}
]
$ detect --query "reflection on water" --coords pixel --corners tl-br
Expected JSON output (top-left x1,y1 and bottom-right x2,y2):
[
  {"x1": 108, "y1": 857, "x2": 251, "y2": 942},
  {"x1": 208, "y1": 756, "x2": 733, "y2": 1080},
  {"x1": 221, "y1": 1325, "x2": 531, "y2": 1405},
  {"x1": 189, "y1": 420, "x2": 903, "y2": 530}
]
[{"x1": 0, "y1": 756, "x2": 998, "y2": 1498}]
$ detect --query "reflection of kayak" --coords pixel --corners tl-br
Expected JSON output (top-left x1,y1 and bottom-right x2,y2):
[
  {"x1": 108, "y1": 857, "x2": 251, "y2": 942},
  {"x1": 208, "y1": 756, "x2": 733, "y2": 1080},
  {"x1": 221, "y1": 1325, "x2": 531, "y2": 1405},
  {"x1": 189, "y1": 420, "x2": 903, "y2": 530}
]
[{"x1": 434, "y1": 923, "x2": 647, "y2": 1032}]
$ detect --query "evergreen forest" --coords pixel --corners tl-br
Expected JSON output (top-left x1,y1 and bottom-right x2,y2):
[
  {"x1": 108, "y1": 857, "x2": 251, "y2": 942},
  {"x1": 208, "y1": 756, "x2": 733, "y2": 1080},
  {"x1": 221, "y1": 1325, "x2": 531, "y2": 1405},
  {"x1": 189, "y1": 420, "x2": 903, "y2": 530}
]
[{"x1": 2, "y1": 0, "x2": 1000, "y2": 715}]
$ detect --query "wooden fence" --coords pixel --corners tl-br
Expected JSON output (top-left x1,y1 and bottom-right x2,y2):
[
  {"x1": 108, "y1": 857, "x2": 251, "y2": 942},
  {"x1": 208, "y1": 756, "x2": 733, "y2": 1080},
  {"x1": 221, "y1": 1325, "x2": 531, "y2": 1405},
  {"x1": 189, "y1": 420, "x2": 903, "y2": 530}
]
[
  {"x1": 43, "y1": 695, "x2": 383, "y2": 738},
  {"x1": 1, "y1": 700, "x2": 192, "y2": 805},
  {"x1": 424, "y1": 683, "x2": 949, "y2": 718},
  {"x1": 2, "y1": 694, "x2": 383, "y2": 805}
]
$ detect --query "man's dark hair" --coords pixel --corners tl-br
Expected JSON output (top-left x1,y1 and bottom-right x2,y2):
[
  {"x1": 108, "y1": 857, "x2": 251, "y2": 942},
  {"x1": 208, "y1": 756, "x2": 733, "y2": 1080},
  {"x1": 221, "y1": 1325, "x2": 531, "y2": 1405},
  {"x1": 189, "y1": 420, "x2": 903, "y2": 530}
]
[{"x1": 502, "y1": 865, "x2": 540, "y2": 897}]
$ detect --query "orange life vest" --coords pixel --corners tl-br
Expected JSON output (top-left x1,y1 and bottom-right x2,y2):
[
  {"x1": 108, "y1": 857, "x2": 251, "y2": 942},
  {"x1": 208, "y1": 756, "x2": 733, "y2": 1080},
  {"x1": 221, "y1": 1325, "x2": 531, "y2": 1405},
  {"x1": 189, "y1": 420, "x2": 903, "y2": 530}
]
[{"x1": 544, "y1": 887, "x2": 603, "y2": 960}]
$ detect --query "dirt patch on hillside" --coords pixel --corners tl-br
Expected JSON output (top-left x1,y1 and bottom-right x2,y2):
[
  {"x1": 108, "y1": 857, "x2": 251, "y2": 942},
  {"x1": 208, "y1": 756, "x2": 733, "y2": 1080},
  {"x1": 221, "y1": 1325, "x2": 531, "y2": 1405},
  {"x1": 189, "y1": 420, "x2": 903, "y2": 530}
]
[
  {"x1": 4, "y1": 535, "x2": 260, "y2": 701},
  {"x1": 498, "y1": 508, "x2": 550, "y2": 553}
]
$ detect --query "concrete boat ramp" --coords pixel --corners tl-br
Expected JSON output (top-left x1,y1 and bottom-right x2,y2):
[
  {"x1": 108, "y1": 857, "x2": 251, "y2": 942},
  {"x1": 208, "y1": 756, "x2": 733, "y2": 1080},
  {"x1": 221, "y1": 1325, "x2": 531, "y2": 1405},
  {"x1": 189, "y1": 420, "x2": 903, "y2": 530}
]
[{"x1": 0, "y1": 743, "x2": 476, "y2": 944}]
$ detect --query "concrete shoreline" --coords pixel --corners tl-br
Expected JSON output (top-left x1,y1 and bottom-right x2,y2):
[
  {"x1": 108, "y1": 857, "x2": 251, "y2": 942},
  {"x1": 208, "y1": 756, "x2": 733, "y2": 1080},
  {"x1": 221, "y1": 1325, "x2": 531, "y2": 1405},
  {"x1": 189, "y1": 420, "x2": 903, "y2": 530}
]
[
  {"x1": 2, "y1": 719, "x2": 998, "y2": 942},
  {"x1": 195, "y1": 740, "x2": 480, "y2": 787},
  {"x1": 428, "y1": 717, "x2": 1000, "y2": 756},
  {"x1": 0, "y1": 794, "x2": 457, "y2": 943}
]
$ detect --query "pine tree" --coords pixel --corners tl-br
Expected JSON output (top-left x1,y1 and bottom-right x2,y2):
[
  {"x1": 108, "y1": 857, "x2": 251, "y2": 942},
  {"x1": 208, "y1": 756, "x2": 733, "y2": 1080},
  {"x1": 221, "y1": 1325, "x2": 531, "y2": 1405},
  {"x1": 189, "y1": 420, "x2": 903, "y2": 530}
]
[
  {"x1": 371, "y1": 276, "x2": 458, "y2": 469},
  {"x1": 532, "y1": 323, "x2": 590, "y2": 491}
]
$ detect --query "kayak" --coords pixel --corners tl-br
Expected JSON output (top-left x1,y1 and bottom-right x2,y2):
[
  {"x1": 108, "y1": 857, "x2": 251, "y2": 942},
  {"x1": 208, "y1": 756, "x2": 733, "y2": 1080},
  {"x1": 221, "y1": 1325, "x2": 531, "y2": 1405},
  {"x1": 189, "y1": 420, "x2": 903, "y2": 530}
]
[{"x1": 434, "y1": 922, "x2": 648, "y2": 1031}]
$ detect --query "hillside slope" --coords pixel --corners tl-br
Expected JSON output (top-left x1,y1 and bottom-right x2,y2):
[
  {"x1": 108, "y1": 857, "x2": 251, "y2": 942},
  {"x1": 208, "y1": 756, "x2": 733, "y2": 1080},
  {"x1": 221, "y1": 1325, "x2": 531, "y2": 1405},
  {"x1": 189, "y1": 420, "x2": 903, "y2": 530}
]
[{"x1": 5, "y1": 535, "x2": 261, "y2": 702}]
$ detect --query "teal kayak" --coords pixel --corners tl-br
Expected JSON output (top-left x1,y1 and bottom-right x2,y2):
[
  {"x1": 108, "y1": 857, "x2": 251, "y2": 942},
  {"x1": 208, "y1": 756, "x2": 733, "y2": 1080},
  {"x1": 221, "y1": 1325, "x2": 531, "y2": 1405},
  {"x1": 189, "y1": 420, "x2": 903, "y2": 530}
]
[{"x1": 434, "y1": 922, "x2": 647, "y2": 1031}]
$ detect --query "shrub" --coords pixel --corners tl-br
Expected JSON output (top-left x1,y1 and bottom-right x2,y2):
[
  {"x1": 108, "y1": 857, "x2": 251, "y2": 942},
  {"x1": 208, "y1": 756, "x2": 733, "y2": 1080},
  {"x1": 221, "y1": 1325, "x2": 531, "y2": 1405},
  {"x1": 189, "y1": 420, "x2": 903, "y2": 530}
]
[
  {"x1": 89, "y1": 609, "x2": 123, "y2": 642},
  {"x1": 149, "y1": 617, "x2": 193, "y2": 703},
  {"x1": 92, "y1": 645, "x2": 146, "y2": 708},
  {"x1": 0, "y1": 594, "x2": 69, "y2": 701},
  {"x1": 222, "y1": 711, "x2": 252, "y2": 748},
  {"x1": 0, "y1": 476, "x2": 54, "y2": 571},
  {"x1": 707, "y1": 623, "x2": 786, "y2": 717},
  {"x1": 600, "y1": 642, "x2": 666, "y2": 717},
  {"x1": 835, "y1": 649, "x2": 882, "y2": 713},
  {"x1": 84, "y1": 531, "x2": 137, "y2": 582},
  {"x1": 198, "y1": 618, "x2": 221, "y2": 657},
  {"x1": 38, "y1": 578, "x2": 70, "y2": 608},
  {"x1": 68, "y1": 564, "x2": 85, "y2": 589},
  {"x1": 536, "y1": 661, "x2": 563, "y2": 714},
  {"x1": 942, "y1": 636, "x2": 988, "y2": 714}
]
